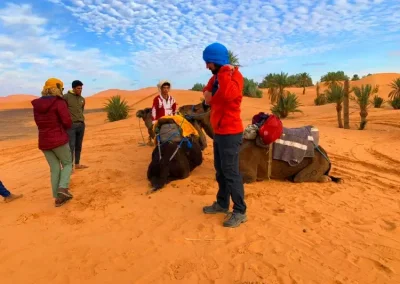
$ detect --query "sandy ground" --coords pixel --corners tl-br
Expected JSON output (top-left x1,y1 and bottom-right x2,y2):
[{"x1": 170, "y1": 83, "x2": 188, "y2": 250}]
[{"x1": 1, "y1": 73, "x2": 400, "y2": 283}]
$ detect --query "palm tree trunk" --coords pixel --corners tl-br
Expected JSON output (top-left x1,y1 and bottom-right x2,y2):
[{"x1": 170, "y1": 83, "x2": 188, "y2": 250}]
[
  {"x1": 359, "y1": 109, "x2": 368, "y2": 130},
  {"x1": 336, "y1": 103, "x2": 343, "y2": 128},
  {"x1": 343, "y1": 79, "x2": 350, "y2": 129},
  {"x1": 303, "y1": 86, "x2": 305, "y2": 95}
]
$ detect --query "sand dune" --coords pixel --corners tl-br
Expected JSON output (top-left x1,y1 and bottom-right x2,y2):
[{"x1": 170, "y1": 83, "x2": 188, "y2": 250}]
[{"x1": 1, "y1": 73, "x2": 400, "y2": 283}]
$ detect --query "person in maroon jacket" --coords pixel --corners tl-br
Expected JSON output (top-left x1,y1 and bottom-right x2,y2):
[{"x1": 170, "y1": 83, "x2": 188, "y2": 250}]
[{"x1": 31, "y1": 78, "x2": 74, "y2": 207}]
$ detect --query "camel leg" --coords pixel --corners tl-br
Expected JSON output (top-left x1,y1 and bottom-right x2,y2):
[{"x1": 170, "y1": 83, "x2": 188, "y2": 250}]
[
  {"x1": 293, "y1": 153, "x2": 330, "y2": 183},
  {"x1": 147, "y1": 136, "x2": 154, "y2": 146},
  {"x1": 168, "y1": 152, "x2": 191, "y2": 180}
]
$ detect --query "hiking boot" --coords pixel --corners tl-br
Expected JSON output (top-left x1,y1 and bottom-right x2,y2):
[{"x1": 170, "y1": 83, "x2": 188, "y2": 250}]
[
  {"x1": 203, "y1": 201, "x2": 228, "y2": 214},
  {"x1": 4, "y1": 193, "x2": 23, "y2": 203},
  {"x1": 223, "y1": 212, "x2": 247, "y2": 228}
]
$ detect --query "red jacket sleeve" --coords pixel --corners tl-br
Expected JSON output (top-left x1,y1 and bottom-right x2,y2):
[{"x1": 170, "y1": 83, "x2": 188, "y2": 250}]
[
  {"x1": 202, "y1": 76, "x2": 215, "y2": 92},
  {"x1": 214, "y1": 65, "x2": 243, "y2": 102},
  {"x1": 57, "y1": 99, "x2": 72, "y2": 129}
]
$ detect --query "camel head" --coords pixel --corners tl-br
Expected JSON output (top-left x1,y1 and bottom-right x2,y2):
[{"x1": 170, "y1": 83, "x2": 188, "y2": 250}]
[
  {"x1": 178, "y1": 102, "x2": 214, "y2": 139},
  {"x1": 136, "y1": 107, "x2": 152, "y2": 119},
  {"x1": 136, "y1": 107, "x2": 154, "y2": 131}
]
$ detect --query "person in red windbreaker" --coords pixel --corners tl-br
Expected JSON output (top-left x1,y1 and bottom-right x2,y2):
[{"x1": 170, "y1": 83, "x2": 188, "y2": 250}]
[
  {"x1": 201, "y1": 42, "x2": 247, "y2": 228},
  {"x1": 151, "y1": 80, "x2": 177, "y2": 124},
  {"x1": 31, "y1": 78, "x2": 74, "y2": 207}
]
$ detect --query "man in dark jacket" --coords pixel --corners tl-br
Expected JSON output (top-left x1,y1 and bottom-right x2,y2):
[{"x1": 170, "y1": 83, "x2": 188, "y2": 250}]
[
  {"x1": 201, "y1": 42, "x2": 247, "y2": 228},
  {"x1": 63, "y1": 80, "x2": 88, "y2": 170},
  {"x1": 0, "y1": 180, "x2": 23, "y2": 203}
]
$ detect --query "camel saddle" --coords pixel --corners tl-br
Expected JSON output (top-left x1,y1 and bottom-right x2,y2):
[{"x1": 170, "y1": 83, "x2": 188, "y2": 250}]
[
  {"x1": 154, "y1": 116, "x2": 199, "y2": 144},
  {"x1": 256, "y1": 125, "x2": 319, "y2": 166}
]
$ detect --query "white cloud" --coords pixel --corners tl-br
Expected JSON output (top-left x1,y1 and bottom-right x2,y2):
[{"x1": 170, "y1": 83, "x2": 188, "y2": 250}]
[
  {"x1": 0, "y1": 2, "x2": 131, "y2": 96},
  {"x1": 0, "y1": 0, "x2": 399, "y2": 95},
  {"x1": 46, "y1": 0, "x2": 398, "y2": 79}
]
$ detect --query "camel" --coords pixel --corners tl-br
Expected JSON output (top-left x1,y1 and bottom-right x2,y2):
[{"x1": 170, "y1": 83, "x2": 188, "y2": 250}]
[
  {"x1": 136, "y1": 107, "x2": 209, "y2": 150},
  {"x1": 146, "y1": 117, "x2": 206, "y2": 192},
  {"x1": 136, "y1": 108, "x2": 155, "y2": 146},
  {"x1": 177, "y1": 102, "x2": 342, "y2": 184}
]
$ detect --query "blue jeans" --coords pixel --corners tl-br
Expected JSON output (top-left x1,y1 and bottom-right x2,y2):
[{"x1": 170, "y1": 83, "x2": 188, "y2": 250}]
[
  {"x1": 213, "y1": 133, "x2": 246, "y2": 214},
  {"x1": 0, "y1": 181, "x2": 11, "y2": 197}
]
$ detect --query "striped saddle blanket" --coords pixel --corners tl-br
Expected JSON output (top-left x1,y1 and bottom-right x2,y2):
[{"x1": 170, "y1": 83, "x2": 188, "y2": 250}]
[{"x1": 271, "y1": 125, "x2": 319, "y2": 166}]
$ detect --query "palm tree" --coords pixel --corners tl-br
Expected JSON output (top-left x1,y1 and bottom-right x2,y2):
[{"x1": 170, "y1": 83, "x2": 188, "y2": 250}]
[
  {"x1": 298, "y1": 72, "x2": 310, "y2": 95},
  {"x1": 267, "y1": 72, "x2": 291, "y2": 104},
  {"x1": 388, "y1": 78, "x2": 400, "y2": 100},
  {"x1": 228, "y1": 50, "x2": 240, "y2": 66},
  {"x1": 351, "y1": 84, "x2": 379, "y2": 130},
  {"x1": 325, "y1": 84, "x2": 345, "y2": 128},
  {"x1": 271, "y1": 92, "x2": 303, "y2": 118}
]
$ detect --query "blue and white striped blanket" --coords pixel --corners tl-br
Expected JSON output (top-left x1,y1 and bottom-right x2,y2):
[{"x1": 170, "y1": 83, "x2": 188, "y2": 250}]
[{"x1": 272, "y1": 125, "x2": 319, "y2": 166}]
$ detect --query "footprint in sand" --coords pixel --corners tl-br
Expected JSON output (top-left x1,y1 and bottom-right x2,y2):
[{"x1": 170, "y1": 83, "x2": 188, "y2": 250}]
[
  {"x1": 380, "y1": 219, "x2": 397, "y2": 231},
  {"x1": 310, "y1": 211, "x2": 323, "y2": 223}
]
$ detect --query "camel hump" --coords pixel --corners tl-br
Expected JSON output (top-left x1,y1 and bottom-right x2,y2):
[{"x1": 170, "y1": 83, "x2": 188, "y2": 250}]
[
  {"x1": 158, "y1": 122, "x2": 183, "y2": 143},
  {"x1": 273, "y1": 125, "x2": 319, "y2": 166}
]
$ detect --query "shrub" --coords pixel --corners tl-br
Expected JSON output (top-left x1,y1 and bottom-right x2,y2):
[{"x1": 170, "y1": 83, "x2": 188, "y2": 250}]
[
  {"x1": 390, "y1": 97, "x2": 400, "y2": 109},
  {"x1": 243, "y1": 77, "x2": 263, "y2": 98},
  {"x1": 271, "y1": 92, "x2": 303, "y2": 118},
  {"x1": 372, "y1": 95, "x2": 384, "y2": 108},
  {"x1": 104, "y1": 95, "x2": 131, "y2": 122},
  {"x1": 314, "y1": 94, "x2": 327, "y2": 105},
  {"x1": 191, "y1": 83, "x2": 205, "y2": 91}
]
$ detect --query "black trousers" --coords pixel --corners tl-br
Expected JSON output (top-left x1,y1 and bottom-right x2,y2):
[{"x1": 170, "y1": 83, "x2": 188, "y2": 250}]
[
  {"x1": 67, "y1": 122, "x2": 85, "y2": 165},
  {"x1": 214, "y1": 133, "x2": 246, "y2": 214}
]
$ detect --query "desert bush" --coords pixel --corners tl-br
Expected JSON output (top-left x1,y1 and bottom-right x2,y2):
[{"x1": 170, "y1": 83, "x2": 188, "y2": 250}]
[
  {"x1": 372, "y1": 95, "x2": 384, "y2": 108},
  {"x1": 390, "y1": 97, "x2": 400, "y2": 109},
  {"x1": 271, "y1": 92, "x2": 303, "y2": 118},
  {"x1": 243, "y1": 77, "x2": 263, "y2": 98},
  {"x1": 104, "y1": 95, "x2": 131, "y2": 122},
  {"x1": 191, "y1": 83, "x2": 205, "y2": 91},
  {"x1": 314, "y1": 94, "x2": 327, "y2": 105},
  {"x1": 314, "y1": 82, "x2": 327, "y2": 105}
]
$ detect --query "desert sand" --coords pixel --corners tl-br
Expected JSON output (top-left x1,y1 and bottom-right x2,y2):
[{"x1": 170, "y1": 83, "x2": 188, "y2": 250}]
[{"x1": 1, "y1": 73, "x2": 400, "y2": 283}]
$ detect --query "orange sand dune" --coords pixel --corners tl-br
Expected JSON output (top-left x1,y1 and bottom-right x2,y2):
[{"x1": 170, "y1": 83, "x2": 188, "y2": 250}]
[{"x1": 1, "y1": 73, "x2": 400, "y2": 283}]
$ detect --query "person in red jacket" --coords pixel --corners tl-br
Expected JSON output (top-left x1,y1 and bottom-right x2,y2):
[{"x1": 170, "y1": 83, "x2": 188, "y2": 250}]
[
  {"x1": 201, "y1": 42, "x2": 247, "y2": 228},
  {"x1": 31, "y1": 78, "x2": 73, "y2": 207},
  {"x1": 151, "y1": 80, "x2": 177, "y2": 124}
]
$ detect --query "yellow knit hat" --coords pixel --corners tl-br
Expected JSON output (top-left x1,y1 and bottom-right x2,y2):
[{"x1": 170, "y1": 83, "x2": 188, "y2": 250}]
[
  {"x1": 43, "y1": 78, "x2": 64, "y2": 90},
  {"x1": 41, "y1": 78, "x2": 64, "y2": 97}
]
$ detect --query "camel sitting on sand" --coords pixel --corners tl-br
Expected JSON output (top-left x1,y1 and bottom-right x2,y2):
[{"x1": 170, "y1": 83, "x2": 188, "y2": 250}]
[
  {"x1": 146, "y1": 116, "x2": 207, "y2": 192},
  {"x1": 177, "y1": 102, "x2": 342, "y2": 184}
]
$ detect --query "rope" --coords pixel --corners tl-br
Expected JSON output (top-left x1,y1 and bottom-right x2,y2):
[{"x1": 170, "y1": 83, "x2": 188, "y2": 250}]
[
  {"x1": 138, "y1": 118, "x2": 147, "y2": 145},
  {"x1": 181, "y1": 104, "x2": 211, "y2": 121}
]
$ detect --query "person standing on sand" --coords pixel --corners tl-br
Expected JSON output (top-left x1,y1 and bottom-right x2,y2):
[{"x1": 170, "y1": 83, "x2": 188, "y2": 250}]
[
  {"x1": 31, "y1": 78, "x2": 73, "y2": 207},
  {"x1": 63, "y1": 80, "x2": 88, "y2": 171},
  {"x1": 201, "y1": 42, "x2": 247, "y2": 228},
  {"x1": 0, "y1": 180, "x2": 23, "y2": 203},
  {"x1": 151, "y1": 80, "x2": 177, "y2": 125}
]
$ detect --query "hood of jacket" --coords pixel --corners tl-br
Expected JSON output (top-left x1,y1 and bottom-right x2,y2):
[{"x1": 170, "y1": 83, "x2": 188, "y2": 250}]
[{"x1": 31, "y1": 96, "x2": 58, "y2": 113}]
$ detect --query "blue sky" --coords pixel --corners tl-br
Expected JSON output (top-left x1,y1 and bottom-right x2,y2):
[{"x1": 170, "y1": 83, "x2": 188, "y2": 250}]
[{"x1": 0, "y1": 0, "x2": 399, "y2": 97}]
